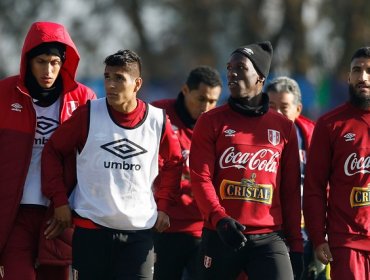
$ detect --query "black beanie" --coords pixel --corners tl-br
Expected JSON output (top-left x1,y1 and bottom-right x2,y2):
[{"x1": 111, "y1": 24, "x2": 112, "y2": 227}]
[
  {"x1": 231, "y1": 41, "x2": 273, "y2": 78},
  {"x1": 27, "y1": 42, "x2": 66, "y2": 61}
]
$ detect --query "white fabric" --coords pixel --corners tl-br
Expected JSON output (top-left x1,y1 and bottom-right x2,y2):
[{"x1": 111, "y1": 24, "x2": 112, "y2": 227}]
[
  {"x1": 70, "y1": 98, "x2": 164, "y2": 230},
  {"x1": 21, "y1": 99, "x2": 61, "y2": 206}
]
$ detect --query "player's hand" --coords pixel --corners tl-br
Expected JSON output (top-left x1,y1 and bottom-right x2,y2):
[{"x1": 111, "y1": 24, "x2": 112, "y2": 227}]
[
  {"x1": 315, "y1": 242, "x2": 333, "y2": 265},
  {"x1": 216, "y1": 217, "x2": 247, "y2": 251},
  {"x1": 44, "y1": 204, "x2": 72, "y2": 239},
  {"x1": 154, "y1": 211, "x2": 170, "y2": 232}
]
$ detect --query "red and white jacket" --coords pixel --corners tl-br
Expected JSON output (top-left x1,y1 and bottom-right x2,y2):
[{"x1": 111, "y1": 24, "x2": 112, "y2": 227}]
[{"x1": 0, "y1": 21, "x2": 96, "y2": 264}]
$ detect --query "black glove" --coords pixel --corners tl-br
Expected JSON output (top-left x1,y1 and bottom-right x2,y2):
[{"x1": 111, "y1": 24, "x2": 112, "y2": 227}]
[
  {"x1": 216, "y1": 217, "x2": 247, "y2": 250},
  {"x1": 289, "y1": 252, "x2": 304, "y2": 280}
]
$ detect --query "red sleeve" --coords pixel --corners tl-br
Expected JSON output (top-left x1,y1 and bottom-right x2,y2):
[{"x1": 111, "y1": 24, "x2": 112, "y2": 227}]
[
  {"x1": 41, "y1": 105, "x2": 88, "y2": 207},
  {"x1": 303, "y1": 119, "x2": 331, "y2": 248},
  {"x1": 280, "y1": 122, "x2": 304, "y2": 252},
  {"x1": 155, "y1": 115, "x2": 183, "y2": 213},
  {"x1": 189, "y1": 114, "x2": 228, "y2": 228}
]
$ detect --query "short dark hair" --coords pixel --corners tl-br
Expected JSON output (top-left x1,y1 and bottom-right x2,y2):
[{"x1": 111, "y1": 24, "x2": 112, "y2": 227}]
[
  {"x1": 104, "y1": 49, "x2": 142, "y2": 76},
  {"x1": 351, "y1": 46, "x2": 370, "y2": 62},
  {"x1": 186, "y1": 66, "x2": 222, "y2": 91}
]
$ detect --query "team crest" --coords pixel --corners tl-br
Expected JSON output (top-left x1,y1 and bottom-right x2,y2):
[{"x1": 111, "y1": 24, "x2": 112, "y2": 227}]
[
  {"x1": 204, "y1": 255, "x2": 212, "y2": 268},
  {"x1": 268, "y1": 129, "x2": 280, "y2": 146},
  {"x1": 66, "y1": 101, "x2": 79, "y2": 116}
]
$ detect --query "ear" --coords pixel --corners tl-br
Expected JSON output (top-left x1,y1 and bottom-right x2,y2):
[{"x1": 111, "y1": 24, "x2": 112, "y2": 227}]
[
  {"x1": 297, "y1": 103, "x2": 303, "y2": 115},
  {"x1": 134, "y1": 77, "x2": 143, "y2": 93},
  {"x1": 181, "y1": 84, "x2": 190, "y2": 95},
  {"x1": 257, "y1": 76, "x2": 265, "y2": 84}
]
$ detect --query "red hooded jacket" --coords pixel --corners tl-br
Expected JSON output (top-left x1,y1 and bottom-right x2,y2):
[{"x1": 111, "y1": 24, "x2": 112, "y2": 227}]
[{"x1": 0, "y1": 21, "x2": 96, "y2": 265}]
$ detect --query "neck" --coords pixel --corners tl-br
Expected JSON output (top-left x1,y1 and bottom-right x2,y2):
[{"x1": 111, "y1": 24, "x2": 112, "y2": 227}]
[{"x1": 111, "y1": 99, "x2": 138, "y2": 113}]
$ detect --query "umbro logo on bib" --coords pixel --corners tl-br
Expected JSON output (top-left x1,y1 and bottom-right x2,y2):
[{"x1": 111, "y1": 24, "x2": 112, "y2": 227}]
[
  {"x1": 101, "y1": 138, "x2": 147, "y2": 160},
  {"x1": 36, "y1": 116, "x2": 59, "y2": 135}
]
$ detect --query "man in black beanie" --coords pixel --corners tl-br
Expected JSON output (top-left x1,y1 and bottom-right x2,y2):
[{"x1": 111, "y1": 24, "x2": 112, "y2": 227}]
[
  {"x1": 189, "y1": 41, "x2": 304, "y2": 280},
  {"x1": 0, "y1": 21, "x2": 96, "y2": 280}
]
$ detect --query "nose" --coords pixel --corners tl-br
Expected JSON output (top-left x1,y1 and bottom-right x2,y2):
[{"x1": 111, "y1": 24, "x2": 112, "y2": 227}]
[{"x1": 360, "y1": 70, "x2": 369, "y2": 81}]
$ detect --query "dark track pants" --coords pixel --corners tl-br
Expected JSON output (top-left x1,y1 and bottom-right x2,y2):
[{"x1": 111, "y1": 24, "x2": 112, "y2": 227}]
[
  {"x1": 154, "y1": 232, "x2": 201, "y2": 280},
  {"x1": 72, "y1": 227, "x2": 154, "y2": 280},
  {"x1": 198, "y1": 228, "x2": 294, "y2": 280}
]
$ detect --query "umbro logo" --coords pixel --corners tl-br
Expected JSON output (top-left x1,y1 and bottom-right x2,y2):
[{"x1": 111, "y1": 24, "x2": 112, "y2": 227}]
[
  {"x1": 242, "y1": 48, "x2": 254, "y2": 56},
  {"x1": 344, "y1": 133, "x2": 355, "y2": 142},
  {"x1": 11, "y1": 103, "x2": 22, "y2": 112},
  {"x1": 36, "y1": 116, "x2": 59, "y2": 135},
  {"x1": 101, "y1": 138, "x2": 147, "y2": 160},
  {"x1": 224, "y1": 129, "x2": 236, "y2": 137}
]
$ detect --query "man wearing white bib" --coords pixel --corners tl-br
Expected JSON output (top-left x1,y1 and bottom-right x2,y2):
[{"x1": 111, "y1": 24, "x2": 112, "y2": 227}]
[{"x1": 41, "y1": 50, "x2": 183, "y2": 280}]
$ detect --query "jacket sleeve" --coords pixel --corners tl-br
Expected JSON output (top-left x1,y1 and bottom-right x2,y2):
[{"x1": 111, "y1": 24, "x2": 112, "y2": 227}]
[
  {"x1": 303, "y1": 119, "x2": 331, "y2": 248},
  {"x1": 41, "y1": 105, "x2": 88, "y2": 208},
  {"x1": 189, "y1": 114, "x2": 228, "y2": 228},
  {"x1": 155, "y1": 115, "x2": 183, "y2": 214},
  {"x1": 280, "y1": 122, "x2": 304, "y2": 252}
]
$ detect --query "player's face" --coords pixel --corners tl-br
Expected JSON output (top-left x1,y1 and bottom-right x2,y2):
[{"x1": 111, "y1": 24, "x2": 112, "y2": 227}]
[
  {"x1": 183, "y1": 82, "x2": 221, "y2": 120},
  {"x1": 226, "y1": 53, "x2": 263, "y2": 99},
  {"x1": 29, "y1": 54, "x2": 62, "y2": 89},
  {"x1": 268, "y1": 91, "x2": 302, "y2": 121},
  {"x1": 104, "y1": 65, "x2": 142, "y2": 112},
  {"x1": 349, "y1": 57, "x2": 370, "y2": 99}
]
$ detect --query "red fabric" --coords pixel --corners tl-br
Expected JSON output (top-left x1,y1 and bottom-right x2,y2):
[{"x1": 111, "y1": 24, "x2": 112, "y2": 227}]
[
  {"x1": 0, "y1": 21, "x2": 96, "y2": 265},
  {"x1": 303, "y1": 102, "x2": 370, "y2": 250},
  {"x1": 152, "y1": 99, "x2": 203, "y2": 237},
  {"x1": 190, "y1": 104, "x2": 303, "y2": 252},
  {"x1": 0, "y1": 207, "x2": 69, "y2": 280},
  {"x1": 295, "y1": 115, "x2": 315, "y2": 149}
]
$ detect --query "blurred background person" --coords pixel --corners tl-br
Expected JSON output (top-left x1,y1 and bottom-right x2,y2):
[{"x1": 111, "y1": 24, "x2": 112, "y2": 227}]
[
  {"x1": 152, "y1": 65, "x2": 222, "y2": 280},
  {"x1": 266, "y1": 77, "x2": 328, "y2": 280}
]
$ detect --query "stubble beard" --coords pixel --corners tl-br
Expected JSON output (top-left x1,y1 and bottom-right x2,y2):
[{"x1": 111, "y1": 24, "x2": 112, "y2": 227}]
[{"x1": 348, "y1": 84, "x2": 370, "y2": 110}]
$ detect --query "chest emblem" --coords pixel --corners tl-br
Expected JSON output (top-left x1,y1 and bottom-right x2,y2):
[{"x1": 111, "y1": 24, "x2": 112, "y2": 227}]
[{"x1": 268, "y1": 129, "x2": 280, "y2": 146}]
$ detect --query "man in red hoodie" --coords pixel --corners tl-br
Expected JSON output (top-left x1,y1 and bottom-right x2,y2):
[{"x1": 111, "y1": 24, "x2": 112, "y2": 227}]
[
  {"x1": 152, "y1": 66, "x2": 222, "y2": 280},
  {"x1": 0, "y1": 21, "x2": 96, "y2": 280},
  {"x1": 303, "y1": 47, "x2": 370, "y2": 280}
]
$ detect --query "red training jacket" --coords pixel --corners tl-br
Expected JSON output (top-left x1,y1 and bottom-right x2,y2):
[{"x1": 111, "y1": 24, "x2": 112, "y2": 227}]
[
  {"x1": 152, "y1": 98, "x2": 204, "y2": 238},
  {"x1": 303, "y1": 102, "x2": 370, "y2": 251},
  {"x1": 190, "y1": 103, "x2": 303, "y2": 252}
]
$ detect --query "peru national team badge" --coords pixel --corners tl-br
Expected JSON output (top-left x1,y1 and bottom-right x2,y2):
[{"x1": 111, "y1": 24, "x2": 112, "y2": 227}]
[
  {"x1": 0, "y1": 266, "x2": 4, "y2": 278},
  {"x1": 66, "y1": 101, "x2": 79, "y2": 117},
  {"x1": 268, "y1": 129, "x2": 280, "y2": 146},
  {"x1": 204, "y1": 255, "x2": 212, "y2": 268}
]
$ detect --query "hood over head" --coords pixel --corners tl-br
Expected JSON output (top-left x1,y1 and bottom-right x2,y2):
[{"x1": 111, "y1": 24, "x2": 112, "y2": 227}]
[{"x1": 19, "y1": 21, "x2": 80, "y2": 93}]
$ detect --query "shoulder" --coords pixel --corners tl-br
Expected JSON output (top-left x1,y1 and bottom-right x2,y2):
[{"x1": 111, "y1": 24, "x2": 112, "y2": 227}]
[
  {"x1": 295, "y1": 115, "x2": 315, "y2": 129},
  {"x1": 151, "y1": 99, "x2": 175, "y2": 110}
]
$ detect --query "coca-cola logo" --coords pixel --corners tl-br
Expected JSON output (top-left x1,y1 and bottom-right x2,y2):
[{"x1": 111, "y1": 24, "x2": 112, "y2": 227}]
[
  {"x1": 344, "y1": 153, "x2": 370, "y2": 176},
  {"x1": 219, "y1": 147, "x2": 280, "y2": 173}
]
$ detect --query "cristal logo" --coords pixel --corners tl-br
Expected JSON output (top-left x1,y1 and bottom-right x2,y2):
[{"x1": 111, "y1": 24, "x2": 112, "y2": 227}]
[
  {"x1": 219, "y1": 147, "x2": 280, "y2": 173},
  {"x1": 344, "y1": 153, "x2": 370, "y2": 176}
]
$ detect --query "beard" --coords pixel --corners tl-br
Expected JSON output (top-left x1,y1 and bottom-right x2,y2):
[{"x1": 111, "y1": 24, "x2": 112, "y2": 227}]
[{"x1": 348, "y1": 84, "x2": 370, "y2": 110}]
